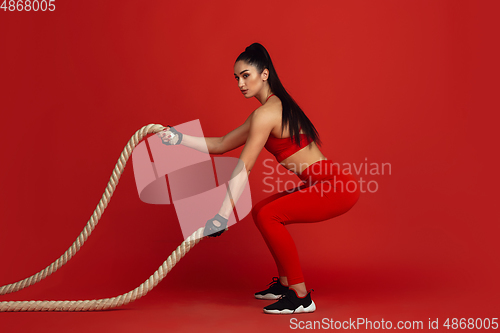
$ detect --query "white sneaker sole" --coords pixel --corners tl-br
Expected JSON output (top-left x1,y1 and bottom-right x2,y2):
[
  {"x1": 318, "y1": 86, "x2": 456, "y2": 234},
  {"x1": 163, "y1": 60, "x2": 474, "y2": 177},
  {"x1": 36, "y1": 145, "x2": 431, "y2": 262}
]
[
  {"x1": 263, "y1": 300, "x2": 316, "y2": 314},
  {"x1": 254, "y1": 293, "x2": 282, "y2": 300}
]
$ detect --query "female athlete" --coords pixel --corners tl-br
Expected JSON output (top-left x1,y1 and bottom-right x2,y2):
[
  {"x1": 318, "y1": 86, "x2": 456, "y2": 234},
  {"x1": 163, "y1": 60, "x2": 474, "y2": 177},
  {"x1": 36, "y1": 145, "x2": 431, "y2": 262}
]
[{"x1": 158, "y1": 43, "x2": 360, "y2": 314}]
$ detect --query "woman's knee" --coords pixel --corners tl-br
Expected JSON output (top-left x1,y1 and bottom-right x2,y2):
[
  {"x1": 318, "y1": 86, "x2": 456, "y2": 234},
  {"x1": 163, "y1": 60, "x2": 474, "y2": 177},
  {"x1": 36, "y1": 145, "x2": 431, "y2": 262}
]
[
  {"x1": 252, "y1": 206, "x2": 264, "y2": 229},
  {"x1": 251, "y1": 198, "x2": 270, "y2": 223},
  {"x1": 254, "y1": 205, "x2": 282, "y2": 230},
  {"x1": 251, "y1": 203, "x2": 263, "y2": 223}
]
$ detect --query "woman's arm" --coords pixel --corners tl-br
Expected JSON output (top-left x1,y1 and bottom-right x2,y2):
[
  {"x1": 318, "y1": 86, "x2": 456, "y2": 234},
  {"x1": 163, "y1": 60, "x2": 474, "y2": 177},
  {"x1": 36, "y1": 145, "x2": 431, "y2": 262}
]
[
  {"x1": 179, "y1": 135, "x2": 222, "y2": 154},
  {"x1": 216, "y1": 112, "x2": 253, "y2": 154},
  {"x1": 217, "y1": 108, "x2": 276, "y2": 218},
  {"x1": 160, "y1": 113, "x2": 254, "y2": 155}
]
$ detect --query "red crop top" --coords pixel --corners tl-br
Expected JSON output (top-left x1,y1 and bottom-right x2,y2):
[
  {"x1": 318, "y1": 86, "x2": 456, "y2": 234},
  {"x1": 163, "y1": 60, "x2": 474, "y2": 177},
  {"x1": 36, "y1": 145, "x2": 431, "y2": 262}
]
[{"x1": 264, "y1": 129, "x2": 313, "y2": 163}]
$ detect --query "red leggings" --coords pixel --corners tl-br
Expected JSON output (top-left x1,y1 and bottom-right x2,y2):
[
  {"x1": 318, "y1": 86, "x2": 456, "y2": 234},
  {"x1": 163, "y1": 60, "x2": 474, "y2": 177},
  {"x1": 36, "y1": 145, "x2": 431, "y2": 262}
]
[{"x1": 251, "y1": 159, "x2": 360, "y2": 285}]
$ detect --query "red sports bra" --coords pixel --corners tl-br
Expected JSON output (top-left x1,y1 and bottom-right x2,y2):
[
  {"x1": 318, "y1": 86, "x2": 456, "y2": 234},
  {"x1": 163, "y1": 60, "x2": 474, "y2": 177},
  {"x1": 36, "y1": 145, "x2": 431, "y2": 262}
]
[{"x1": 264, "y1": 128, "x2": 313, "y2": 163}]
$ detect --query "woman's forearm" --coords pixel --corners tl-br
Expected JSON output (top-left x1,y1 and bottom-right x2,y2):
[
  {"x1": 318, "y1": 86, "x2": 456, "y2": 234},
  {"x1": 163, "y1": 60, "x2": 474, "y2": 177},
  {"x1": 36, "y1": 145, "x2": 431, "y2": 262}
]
[
  {"x1": 180, "y1": 134, "x2": 223, "y2": 154},
  {"x1": 218, "y1": 160, "x2": 249, "y2": 219}
]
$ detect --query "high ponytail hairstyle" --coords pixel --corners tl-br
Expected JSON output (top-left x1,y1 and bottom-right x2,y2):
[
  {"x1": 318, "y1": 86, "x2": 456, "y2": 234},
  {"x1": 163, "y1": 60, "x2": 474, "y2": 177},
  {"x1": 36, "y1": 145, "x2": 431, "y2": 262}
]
[{"x1": 235, "y1": 43, "x2": 322, "y2": 147}]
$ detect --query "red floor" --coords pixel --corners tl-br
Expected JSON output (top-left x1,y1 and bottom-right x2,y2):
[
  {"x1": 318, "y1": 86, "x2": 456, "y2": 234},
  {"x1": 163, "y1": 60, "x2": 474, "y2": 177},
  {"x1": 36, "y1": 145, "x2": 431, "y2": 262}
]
[{"x1": 2, "y1": 258, "x2": 498, "y2": 333}]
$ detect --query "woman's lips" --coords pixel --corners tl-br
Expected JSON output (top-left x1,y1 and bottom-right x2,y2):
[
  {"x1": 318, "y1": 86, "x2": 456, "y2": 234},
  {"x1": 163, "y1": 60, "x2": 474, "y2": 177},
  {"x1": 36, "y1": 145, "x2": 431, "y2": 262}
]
[{"x1": 241, "y1": 90, "x2": 248, "y2": 94}]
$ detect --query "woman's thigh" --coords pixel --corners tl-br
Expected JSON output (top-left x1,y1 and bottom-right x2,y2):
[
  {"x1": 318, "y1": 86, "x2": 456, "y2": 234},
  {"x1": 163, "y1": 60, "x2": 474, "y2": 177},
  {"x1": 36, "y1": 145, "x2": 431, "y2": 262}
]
[
  {"x1": 256, "y1": 177, "x2": 359, "y2": 226},
  {"x1": 251, "y1": 183, "x2": 308, "y2": 221}
]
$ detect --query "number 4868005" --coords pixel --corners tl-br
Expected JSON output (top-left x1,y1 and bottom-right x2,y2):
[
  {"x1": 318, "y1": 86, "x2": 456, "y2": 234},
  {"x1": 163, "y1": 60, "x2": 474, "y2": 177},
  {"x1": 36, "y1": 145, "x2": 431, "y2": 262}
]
[{"x1": 1, "y1": 0, "x2": 56, "y2": 11}]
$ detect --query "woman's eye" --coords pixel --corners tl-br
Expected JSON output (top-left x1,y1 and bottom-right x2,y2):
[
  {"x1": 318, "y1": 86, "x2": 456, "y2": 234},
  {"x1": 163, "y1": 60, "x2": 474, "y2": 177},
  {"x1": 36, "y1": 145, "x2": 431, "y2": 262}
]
[{"x1": 243, "y1": 74, "x2": 249, "y2": 78}]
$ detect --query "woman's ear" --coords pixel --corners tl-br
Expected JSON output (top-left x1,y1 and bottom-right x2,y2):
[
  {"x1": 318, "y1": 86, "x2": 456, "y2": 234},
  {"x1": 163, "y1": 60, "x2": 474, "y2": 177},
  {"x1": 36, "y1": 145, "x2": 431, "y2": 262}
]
[{"x1": 262, "y1": 68, "x2": 269, "y2": 81}]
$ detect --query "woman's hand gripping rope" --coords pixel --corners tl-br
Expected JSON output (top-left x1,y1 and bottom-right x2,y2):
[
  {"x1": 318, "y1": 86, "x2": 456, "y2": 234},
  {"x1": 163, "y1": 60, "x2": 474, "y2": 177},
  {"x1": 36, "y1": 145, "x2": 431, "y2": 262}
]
[
  {"x1": 203, "y1": 214, "x2": 228, "y2": 238},
  {"x1": 157, "y1": 126, "x2": 183, "y2": 145}
]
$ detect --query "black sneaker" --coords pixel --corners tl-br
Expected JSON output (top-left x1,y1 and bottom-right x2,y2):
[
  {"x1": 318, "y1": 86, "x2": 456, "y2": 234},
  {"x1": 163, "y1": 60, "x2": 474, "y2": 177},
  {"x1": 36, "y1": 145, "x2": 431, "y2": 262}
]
[
  {"x1": 254, "y1": 277, "x2": 289, "y2": 300},
  {"x1": 263, "y1": 289, "x2": 316, "y2": 314}
]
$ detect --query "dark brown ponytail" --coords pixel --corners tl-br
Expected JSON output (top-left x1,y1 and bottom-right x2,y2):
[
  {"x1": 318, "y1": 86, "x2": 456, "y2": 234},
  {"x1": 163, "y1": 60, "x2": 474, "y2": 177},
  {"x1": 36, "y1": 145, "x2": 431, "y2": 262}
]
[{"x1": 236, "y1": 43, "x2": 322, "y2": 147}]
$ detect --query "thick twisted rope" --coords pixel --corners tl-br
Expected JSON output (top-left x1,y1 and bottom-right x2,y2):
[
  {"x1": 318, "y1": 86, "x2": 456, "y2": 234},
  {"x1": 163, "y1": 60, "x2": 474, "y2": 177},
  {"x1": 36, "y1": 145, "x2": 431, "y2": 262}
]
[
  {"x1": 0, "y1": 124, "x2": 205, "y2": 311},
  {"x1": 0, "y1": 228, "x2": 204, "y2": 311}
]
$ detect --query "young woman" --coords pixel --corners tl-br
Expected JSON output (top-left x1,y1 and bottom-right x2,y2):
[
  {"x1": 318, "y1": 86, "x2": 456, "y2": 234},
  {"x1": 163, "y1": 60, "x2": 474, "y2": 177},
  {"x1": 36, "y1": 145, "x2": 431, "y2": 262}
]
[{"x1": 158, "y1": 43, "x2": 360, "y2": 314}]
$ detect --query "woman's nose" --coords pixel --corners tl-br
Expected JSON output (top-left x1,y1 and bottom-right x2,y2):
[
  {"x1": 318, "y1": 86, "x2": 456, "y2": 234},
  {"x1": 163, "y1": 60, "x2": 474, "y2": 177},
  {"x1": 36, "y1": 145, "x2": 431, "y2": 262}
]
[{"x1": 238, "y1": 80, "x2": 245, "y2": 89}]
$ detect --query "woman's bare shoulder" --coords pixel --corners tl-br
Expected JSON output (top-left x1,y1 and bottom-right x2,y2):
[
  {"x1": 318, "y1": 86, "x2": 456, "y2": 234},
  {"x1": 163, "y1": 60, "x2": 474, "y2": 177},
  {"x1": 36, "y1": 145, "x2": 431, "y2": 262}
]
[
  {"x1": 253, "y1": 99, "x2": 281, "y2": 121},
  {"x1": 252, "y1": 99, "x2": 282, "y2": 136}
]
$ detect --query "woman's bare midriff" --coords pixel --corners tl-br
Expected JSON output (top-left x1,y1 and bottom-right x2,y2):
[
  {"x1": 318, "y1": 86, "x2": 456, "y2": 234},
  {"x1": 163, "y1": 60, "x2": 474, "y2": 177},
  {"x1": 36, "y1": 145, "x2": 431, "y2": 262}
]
[{"x1": 280, "y1": 141, "x2": 327, "y2": 175}]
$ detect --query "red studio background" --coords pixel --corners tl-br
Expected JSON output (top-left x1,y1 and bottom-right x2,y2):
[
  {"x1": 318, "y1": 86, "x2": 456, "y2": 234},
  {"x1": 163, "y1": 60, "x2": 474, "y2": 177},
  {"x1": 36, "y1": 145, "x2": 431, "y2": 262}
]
[{"x1": 1, "y1": 1, "x2": 499, "y2": 332}]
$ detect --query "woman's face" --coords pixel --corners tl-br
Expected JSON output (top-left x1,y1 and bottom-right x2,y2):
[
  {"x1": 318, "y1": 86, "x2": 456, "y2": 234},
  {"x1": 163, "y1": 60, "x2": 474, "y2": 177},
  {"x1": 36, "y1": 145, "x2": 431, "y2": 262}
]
[{"x1": 233, "y1": 61, "x2": 268, "y2": 99}]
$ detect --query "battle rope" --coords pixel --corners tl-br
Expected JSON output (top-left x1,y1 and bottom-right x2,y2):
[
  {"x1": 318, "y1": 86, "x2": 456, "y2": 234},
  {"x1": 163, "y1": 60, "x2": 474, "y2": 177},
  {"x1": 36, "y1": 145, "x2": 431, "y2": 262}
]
[{"x1": 0, "y1": 124, "x2": 205, "y2": 312}]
